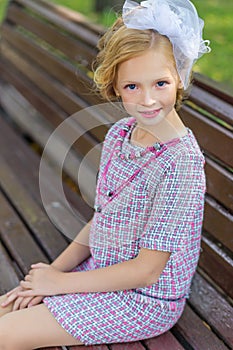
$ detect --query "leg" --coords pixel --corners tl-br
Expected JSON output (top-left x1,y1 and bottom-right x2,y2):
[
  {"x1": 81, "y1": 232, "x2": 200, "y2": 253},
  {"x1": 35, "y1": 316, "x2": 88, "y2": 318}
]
[
  {"x1": 0, "y1": 303, "x2": 84, "y2": 350},
  {"x1": 0, "y1": 295, "x2": 13, "y2": 318}
]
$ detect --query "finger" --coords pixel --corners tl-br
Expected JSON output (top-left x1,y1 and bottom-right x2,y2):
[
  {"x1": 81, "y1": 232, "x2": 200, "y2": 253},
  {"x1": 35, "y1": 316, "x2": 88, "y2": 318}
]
[
  {"x1": 1, "y1": 292, "x2": 19, "y2": 307},
  {"x1": 17, "y1": 290, "x2": 36, "y2": 298},
  {"x1": 31, "y1": 262, "x2": 48, "y2": 269},
  {"x1": 28, "y1": 296, "x2": 43, "y2": 308},
  {"x1": 24, "y1": 275, "x2": 32, "y2": 282},
  {"x1": 19, "y1": 297, "x2": 34, "y2": 310},
  {"x1": 6, "y1": 286, "x2": 21, "y2": 297},
  {"x1": 20, "y1": 280, "x2": 31, "y2": 289},
  {"x1": 13, "y1": 296, "x2": 25, "y2": 311}
]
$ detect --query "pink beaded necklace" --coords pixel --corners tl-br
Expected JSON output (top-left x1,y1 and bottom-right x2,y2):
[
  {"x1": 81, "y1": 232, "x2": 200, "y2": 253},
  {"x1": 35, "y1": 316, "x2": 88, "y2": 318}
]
[{"x1": 94, "y1": 118, "x2": 171, "y2": 213}]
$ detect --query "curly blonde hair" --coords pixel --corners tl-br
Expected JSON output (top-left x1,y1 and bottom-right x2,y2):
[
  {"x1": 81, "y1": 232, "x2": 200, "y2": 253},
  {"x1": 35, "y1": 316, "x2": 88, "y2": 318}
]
[{"x1": 93, "y1": 17, "x2": 185, "y2": 110}]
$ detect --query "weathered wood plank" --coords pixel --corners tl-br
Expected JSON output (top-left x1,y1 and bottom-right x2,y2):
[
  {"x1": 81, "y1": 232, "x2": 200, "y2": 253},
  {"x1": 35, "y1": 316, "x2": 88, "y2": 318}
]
[
  {"x1": 0, "y1": 155, "x2": 68, "y2": 261},
  {"x1": 144, "y1": 332, "x2": 185, "y2": 349},
  {"x1": 199, "y1": 235, "x2": 233, "y2": 299},
  {"x1": 203, "y1": 195, "x2": 233, "y2": 252},
  {"x1": 68, "y1": 345, "x2": 109, "y2": 350},
  {"x1": 194, "y1": 72, "x2": 233, "y2": 106},
  {"x1": 190, "y1": 273, "x2": 233, "y2": 349},
  {"x1": 0, "y1": 190, "x2": 48, "y2": 275},
  {"x1": 180, "y1": 105, "x2": 233, "y2": 168},
  {"x1": 110, "y1": 342, "x2": 145, "y2": 349},
  {"x1": 6, "y1": 5, "x2": 97, "y2": 69},
  {"x1": 0, "y1": 115, "x2": 93, "y2": 221},
  {"x1": 173, "y1": 304, "x2": 229, "y2": 350},
  {"x1": 1, "y1": 24, "x2": 97, "y2": 99},
  {"x1": 15, "y1": 0, "x2": 100, "y2": 46},
  {"x1": 0, "y1": 243, "x2": 19, "y2": 294},
  {"x1": 205, "y1": 156, "x2": 233, "y2": 211},
  {"x1": 189, "y1": 85, "x2": 233, "y2": 127}
]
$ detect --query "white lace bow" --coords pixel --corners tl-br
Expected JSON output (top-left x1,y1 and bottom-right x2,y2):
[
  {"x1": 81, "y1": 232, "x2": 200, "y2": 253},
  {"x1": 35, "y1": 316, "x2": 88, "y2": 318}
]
[{"x1": 122, "y1": 0, "x2": 211, "y2": 89}]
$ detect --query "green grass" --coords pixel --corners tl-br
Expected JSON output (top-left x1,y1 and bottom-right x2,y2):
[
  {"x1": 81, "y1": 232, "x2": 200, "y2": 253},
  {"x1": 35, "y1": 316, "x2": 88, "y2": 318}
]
[
  {"x1": 0, "y1": 0, "x2": 7, "y2": 22},
  {"x1": 192, "y1": 0, "x2": 233, "y2": 89},
  {"x1": 0, "y1": 0, "x2": 232, "y2": 89}
]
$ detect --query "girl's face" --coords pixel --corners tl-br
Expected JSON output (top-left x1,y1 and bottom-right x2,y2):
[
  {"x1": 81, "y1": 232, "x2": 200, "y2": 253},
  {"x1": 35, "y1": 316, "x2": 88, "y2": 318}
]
[{"x1": 116, "y1": 49, "x2": 182, "y2": 131}]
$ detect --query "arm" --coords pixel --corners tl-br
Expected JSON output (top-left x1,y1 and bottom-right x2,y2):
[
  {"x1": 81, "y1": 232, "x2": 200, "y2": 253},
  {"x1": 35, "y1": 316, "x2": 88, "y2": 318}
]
[
  {"x1": 19, "y1": 248, "x2": 170, "y2": 296},
  {"x1": 51, "y1": 219, "x2": 92, "y2": 272}
]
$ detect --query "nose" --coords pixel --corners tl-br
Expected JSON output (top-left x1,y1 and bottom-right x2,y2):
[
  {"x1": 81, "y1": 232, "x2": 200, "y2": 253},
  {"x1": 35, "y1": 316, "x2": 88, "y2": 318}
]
[{"x1": 140, "y1": 89, "x2": 156, "y2": 107}]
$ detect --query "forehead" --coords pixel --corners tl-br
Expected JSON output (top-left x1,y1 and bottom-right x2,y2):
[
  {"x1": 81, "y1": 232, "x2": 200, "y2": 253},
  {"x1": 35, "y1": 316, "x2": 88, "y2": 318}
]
[{"x1": 117, "y1": 49, "x2": 177, "y2": 82}]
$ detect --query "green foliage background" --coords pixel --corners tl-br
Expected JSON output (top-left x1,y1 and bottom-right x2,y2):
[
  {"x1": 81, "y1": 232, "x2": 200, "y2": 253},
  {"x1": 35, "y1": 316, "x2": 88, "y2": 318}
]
[{"x1": 0, "y1": 0, "x2": 232, "y2": 88}]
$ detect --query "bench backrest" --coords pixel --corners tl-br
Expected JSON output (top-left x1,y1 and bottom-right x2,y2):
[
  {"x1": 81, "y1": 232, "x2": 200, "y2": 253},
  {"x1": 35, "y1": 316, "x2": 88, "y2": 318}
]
[{"x1": 0, "y1": 0, "x2": 233, "y2": 299}]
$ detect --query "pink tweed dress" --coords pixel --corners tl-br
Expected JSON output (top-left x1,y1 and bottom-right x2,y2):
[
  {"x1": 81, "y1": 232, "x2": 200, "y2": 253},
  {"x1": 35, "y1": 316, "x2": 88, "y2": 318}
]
[{"x1": 43, "y1": 117, "x2": 206, "y2": 345}]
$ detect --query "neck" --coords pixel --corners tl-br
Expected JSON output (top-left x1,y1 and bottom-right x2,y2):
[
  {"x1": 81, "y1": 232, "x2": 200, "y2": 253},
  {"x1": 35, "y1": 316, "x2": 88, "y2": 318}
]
[{"x1": 131, "y1": 109, "x2": 187, "y2": 147}]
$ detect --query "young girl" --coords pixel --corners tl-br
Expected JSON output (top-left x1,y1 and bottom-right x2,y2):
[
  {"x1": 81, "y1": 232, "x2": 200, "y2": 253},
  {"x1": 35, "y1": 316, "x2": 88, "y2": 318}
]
[{"x1": 0, "y1": 0, "x2": 210, "y2": 348}]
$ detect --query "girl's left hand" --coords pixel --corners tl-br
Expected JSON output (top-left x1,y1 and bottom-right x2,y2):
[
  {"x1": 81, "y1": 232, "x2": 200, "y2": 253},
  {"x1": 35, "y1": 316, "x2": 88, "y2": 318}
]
[{"x1": 19, "y1": 263, "x2": 66, "y2": 297}]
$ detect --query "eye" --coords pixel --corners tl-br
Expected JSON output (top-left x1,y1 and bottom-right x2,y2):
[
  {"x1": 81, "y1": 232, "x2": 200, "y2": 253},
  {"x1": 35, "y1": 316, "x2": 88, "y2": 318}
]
[
  {"x1": 125, "y1": 84, "x2": 137, "y2": 90},
  {"x1": 156, "y1": 81, "x2": 167, "y2": 88}
]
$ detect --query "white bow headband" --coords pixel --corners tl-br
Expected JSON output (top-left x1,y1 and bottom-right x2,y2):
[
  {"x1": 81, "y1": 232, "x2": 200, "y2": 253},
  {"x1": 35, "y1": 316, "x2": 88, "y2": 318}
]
[{"x1": 122, "y1": 0, "x2": 211, "y2": 89}]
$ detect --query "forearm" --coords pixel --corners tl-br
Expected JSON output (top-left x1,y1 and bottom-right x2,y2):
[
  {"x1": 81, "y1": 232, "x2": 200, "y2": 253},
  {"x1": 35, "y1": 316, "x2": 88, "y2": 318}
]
[
  {"x1": 61, "y1": 249, "x2": 170, "y2": 294},
  {"x1": 18, "y1": 249, "x2": 170, "y2": 297},
  {"x1": 64, "y1": 259, "x2": 147, "y2": 293},
  {"x1": 51, "y1": 219, "x2": 92, "y2": 272}
]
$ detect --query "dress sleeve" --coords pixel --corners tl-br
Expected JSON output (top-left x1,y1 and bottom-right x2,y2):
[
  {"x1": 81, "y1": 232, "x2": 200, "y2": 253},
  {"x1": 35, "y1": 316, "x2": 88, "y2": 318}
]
[{"x1": 139, "y1": 151, "x2": 206, "y2": 252}]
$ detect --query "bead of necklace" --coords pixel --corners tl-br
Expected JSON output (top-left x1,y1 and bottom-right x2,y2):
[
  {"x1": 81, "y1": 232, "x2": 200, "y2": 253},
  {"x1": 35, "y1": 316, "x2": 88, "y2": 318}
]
[
  {"x1": 115, "y1": 119, "x2": 162, "y2": 160},
  {"x1": 94, "y1": 118, "x2": 166, "y2": 213}
]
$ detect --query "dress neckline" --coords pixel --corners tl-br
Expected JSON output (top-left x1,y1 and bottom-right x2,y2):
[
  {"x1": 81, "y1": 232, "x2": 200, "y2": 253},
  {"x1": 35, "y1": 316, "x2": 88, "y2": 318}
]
[{"x1": 124, "y1": 118, "x2": 191, "y2": 152}]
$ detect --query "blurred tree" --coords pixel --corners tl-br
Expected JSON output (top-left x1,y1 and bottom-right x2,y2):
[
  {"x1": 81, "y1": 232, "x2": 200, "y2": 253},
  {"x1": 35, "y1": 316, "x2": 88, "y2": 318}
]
[{"x1": 95, "y1": 0, "x2": 124, "y2": 12}]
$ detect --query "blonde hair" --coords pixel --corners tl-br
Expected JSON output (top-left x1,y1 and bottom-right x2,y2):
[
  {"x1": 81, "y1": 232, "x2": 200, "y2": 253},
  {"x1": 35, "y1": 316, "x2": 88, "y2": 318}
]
[{"x1": 93, "y1": 18, "x2": 185, "y2": 110}]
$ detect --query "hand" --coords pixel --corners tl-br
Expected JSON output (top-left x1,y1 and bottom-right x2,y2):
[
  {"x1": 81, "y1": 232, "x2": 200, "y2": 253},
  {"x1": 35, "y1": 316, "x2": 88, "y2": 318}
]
[
  {"x1": 19, "y1": 263, "x2": 66, "y2": 297},
  {"x1": 1, "y1": 286, "x2": 43, "y2": 311}
]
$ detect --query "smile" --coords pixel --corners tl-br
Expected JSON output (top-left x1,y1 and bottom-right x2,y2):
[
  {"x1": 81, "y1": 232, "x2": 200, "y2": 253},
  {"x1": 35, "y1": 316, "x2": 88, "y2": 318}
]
[{"x1": 139, "y1": 108, "x2": 162, "y2": 118}]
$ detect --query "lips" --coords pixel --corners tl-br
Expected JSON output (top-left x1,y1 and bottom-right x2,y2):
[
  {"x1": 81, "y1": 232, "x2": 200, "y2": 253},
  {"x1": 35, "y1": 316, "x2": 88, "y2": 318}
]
[{"x1": 139, "y1": 108, "x2": 162, "y2": 118}]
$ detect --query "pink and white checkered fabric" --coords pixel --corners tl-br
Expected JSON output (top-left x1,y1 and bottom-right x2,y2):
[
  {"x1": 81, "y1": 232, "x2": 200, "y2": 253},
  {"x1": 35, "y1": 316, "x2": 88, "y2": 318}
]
[{"x1": 44, "y1": 117, "x2": 205, "y2": 345}]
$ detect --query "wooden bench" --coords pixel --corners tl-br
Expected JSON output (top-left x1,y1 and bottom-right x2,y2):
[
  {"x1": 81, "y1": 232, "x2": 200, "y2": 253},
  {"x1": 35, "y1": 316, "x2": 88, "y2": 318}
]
[{"x1": 0, "y1": 1, "x2": 232, "y2": 349}]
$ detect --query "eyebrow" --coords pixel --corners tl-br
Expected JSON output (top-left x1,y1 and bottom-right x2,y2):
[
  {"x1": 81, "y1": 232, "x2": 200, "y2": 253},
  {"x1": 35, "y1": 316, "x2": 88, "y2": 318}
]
[{"x1": 120, "y1": 77, "x2": 171, "y2": 84}]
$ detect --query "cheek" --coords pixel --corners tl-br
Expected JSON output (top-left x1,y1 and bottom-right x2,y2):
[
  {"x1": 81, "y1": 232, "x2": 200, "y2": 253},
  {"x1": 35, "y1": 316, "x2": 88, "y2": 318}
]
[
  {"x1": 122, "y1": 101, "x2": 136, "y2": 115},
  {"x1": 161, "y1": 89, "x2": 177, "y2": 107},
  {"x1": 120, "y1": 93, "x2": 137, "y2": 114}
]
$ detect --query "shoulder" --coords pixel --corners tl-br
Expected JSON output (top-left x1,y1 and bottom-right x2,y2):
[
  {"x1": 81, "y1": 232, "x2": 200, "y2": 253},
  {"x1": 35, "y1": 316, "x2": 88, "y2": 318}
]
[
  {"x1": 151, "y1": 130, "x2": 206, "y2": 190},
  {"x1": 166, "y1": 129, "x2": 205, "y2": 170}
]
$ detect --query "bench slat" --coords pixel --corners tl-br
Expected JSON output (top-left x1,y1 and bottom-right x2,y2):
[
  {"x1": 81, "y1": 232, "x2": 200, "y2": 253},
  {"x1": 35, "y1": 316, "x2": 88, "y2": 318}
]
[
  {"x1": 1, "y1": 24, "x2": 97, "y2": 102},
  {"x1": 15, "y1": 0, "x2": 100, "y2": 47},
  {"x1": 180, "y1": 105, "x2": 233, "y2": 168},
  {"x1": 189, "y1": 85, "x2": 233, "y2": 127},
  {"x1": 0, "y1": 60, "x2": 67, "y2": 125},
  {"x1": 0, "y1": 190, "x2": 49, "y2": 275},
  {"x1": 68, "y1": 345, "x2": 109, "y2": 350},
  {"x1": 0, "y1": 243, "x2": 20, "y2": 294},
  {"x1": 190, "y1": 273, "x2": 233, "y2": 349},
  {"x1": 204, "y1": 195, "x2": 233, "y2": 252},
  {"x1": 205, "y1": 156, "x2": 233, "y2": 211},
  {"x1": 0, "y1": 156, "x2": 68, "y2": 261},
  {"x1": 0, "y1": 76, "x2": 102, "y2": 177},
  {"x1": 173, "y1": 304, "x2": 229, "y2": 350},
  {"x1": 199, "y1": 235, "x2": 233, "y2": 299},
  {"x1": 0, "y1": 115, "x2": 93, "y2": 221},
  {"x1": 194, "y1": 72, "x2": 233, "y2": 105},
  {"x1": 110, "y1": 343, "x2": 145, "y2": 349},
  {"x1": 1, "y1": 43, "x2": 93, "y2": 115},
  {"x1": 144, "y1": 333, "x2": 185, "y2": 349},
  {"x1": 36, "y1": 0, "x2": 104, "y2": 35},
  {"x1": 6, "y1": 4, "x2": 97, "y2": 70}
]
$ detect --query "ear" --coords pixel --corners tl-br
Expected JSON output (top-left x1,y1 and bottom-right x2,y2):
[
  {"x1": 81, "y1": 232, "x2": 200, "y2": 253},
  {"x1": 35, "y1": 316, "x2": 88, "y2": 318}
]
[
  {"x1": 178, "y1": 80, "x2": 183, "y2": 89},
  {"x1": 114, "y1": 89, "x2": 120, "y2": 97}
]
